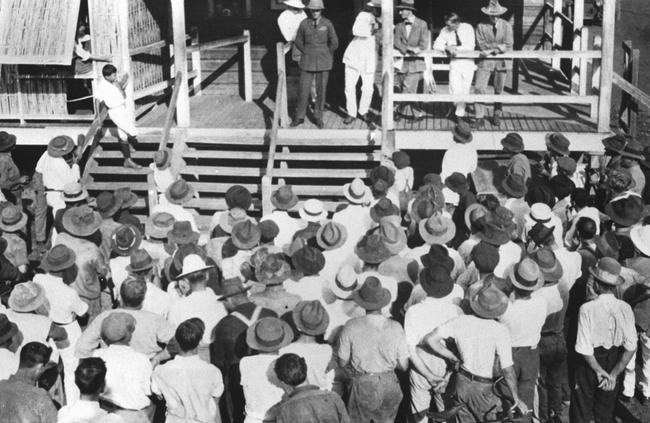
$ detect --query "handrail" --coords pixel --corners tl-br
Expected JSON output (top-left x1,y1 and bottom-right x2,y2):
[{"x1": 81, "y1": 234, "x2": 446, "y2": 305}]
[
  {"x1": 186, "y1": 34, "x2": 248, "y2": 53},
  {"x1": 159, "y1": 71, "x2": 183, "y2": 151},
  {"x1": 262, "y1": 70, "x2": 286, "y2": 215},
  {"x1": 613, "y1": 73, "x2": 650, "y2": 111},
  {"x1": 393, "y1": 49, "x2": 601, "y2": 59}
]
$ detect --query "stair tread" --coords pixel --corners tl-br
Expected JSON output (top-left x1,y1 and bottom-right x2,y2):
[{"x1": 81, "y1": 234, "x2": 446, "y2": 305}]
[{"x1": 271, "y1": 168, "x2": 370, "y2": 178}]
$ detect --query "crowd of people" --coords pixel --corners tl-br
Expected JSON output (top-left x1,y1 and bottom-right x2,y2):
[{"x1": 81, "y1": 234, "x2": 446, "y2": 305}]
[{"x1": 0, "y1": 120, "x2": 648, "y2": 423}]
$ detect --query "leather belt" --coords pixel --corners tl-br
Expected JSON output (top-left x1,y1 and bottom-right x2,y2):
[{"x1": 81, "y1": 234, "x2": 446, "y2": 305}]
[{"x1": 458, "y1": 367, "x2": 494, "y2": 384}]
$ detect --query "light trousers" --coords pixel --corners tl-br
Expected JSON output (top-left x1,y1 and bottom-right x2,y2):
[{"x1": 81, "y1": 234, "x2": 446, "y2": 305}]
[
  {"x1": 449, "y1": 66, "x2": 475, "y2": 117},
  {"x1": 345, "y1": 65, "x2": 374, "y2": 117},
  {"x1": 623, "y1": 331, "x2": 650, "y2": 397}
]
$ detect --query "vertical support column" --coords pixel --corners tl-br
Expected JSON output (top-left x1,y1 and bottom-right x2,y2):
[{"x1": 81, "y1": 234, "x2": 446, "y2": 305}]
[
  {"x1": 597, "y1": 0, "x2": 615, "y2": 132},
  {"x1": 242, "y1": 30, "x2": 253, "y2": 102},
  {"x1": 571, "y1": 0, "x2": 584, "y2": 94},
  {"x1": 551, "y1": 0, "x2": 563, "y2": 69},
  {"x1": 381, "y1": 0, "x2": 394, "y2": 132},
  {"x1": 276, "y1": 42, "x2": 289, "y2": 127},
  {"x1": 170, "y1": 0, "x2": 190, "y2": 127},
  {"x1": 579, "y1": 27, "x2": 589, "y2": 96},
  {"x1": 191, "y1": 27, "x2": 202, "y2": 96},
  {"x1": 116, "y1": 0, "x2": 135, "y2": 126},
  {"x1": 629, "y1": 48, "x2": 640, "y2": 138}
]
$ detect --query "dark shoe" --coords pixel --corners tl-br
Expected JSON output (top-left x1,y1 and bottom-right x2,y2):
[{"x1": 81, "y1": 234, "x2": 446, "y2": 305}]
[
  {"x1": 471, "y1": 117, "x2": 486, "y2": 129},
  {"x1": 290, "y1": 119, "x2": 304, "y2": 127},
  {"x1": 314, "y1": 119, "x2": 324, "y2": 129},
  {"x1": 343, "y1": 116, "x2": 355, "y2": 125},
  {"x1": 361, "y1": 114, "x2": 376, "y2": 130},
  {"x1": 123, "y1": 159, "x2": 142, "y2": 170}
]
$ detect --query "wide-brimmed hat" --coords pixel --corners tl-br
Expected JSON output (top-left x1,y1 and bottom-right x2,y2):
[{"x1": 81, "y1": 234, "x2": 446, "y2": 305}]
[
  {"x1": 601, "y1": 134, "x2": 627, "y2": 153},
  {"x1": 96, "y1": 192, "x2": 123, "y2": 218},
  {"x1": 620, "y1": 140, "x2": 645, "y2": 161},
  {"x1": 530, "y1": 203, "x2": 553, "y2": 224},
  {"x1": 306, "y1": 0, "x2": 325, "y2": 10},
  {"x1": 377, "y1": 221, "x2": 407, "y2": 254},
  {"x1": 556, "y1": 156, "x2": 577, "y2": 176},
  {"x1": 293, "y1": 300, "x2": 329, "y2": 336},
  {"x1": 0, "y1": 131, "x2": 16, "y2": 152},
  {"x1": 419, "y1": 215, "x2": 456, "y2": 245},
  {"x1": 531, "y1": 248, "x2": 563, "y2": 282},
  {"x1": 589, "y1": 257, "x2": 624, "y2": 286},
  {"x1": 481, "y1": 0, "x2": 508, "y2": 15},
  {"x1": 47, "y1": 135, "x2": 75, "y2": 158},
  {"x1": 146, "y1": 212, "x2": 175, "y2": 239},
  {"x1": 549, "y1": 175, "x2": 575, "y2": 200},
  {"x1": 545, "y1": 133, "x2": 570, "y2": 156},
  {"x1": 352, "y1": 276, "x2": 391, "y2": 310},
  {"x1": 528, "y1": 222, "x2": 555, "y2": 246},
  {"x1": 111, "y1": 225, "x2": 142, "y2": 257},
  {"x1": 153, "y1": 149, "x2": 171, "y2": 170},
  {"x1": 471, "y1": 241, "x2": 499, "y2": 273},
  {"x1": 231, "y1": 220, "x2": 261, "y2": 250},
  {"x1": 469, "y1": 283, "x2": 508, "y2": 319},
  {"x1": 631, "y1": 225, "x2": 650, "y2": 257},
  {"x1": 299, "y1": 199, "x2": 327, "y2": 222},
  {"x1": 126, "y1": 248, "x2": 155, "y2": 273},
  {"x1": 225, "y1": 185, "x2": 253, "y2": 210},
  {"x1": 491, "y1": 207, "x2": 516, "y2": 233},
  {"x1": 0, "y1": 205, "x2": 27, "y2": 232},
  {"x1": 292, "y1": 246, "x2": 325, "y2": 276},
  {"x1": 101, "y1": 312, "x2": 136, "y2": 344},
  {"x1": 283, "y1": 0, "x2": 306, "y2": 9},
  {"x1": 316, "y1": 221, "x2": 347, "y2": 250},
  {"x1": 370, "y1": 165, "x2": 396, "y2": 187},
  {"x1": 167, "y1": 221, "x2": 200, "y2": 245},
  {"x1": 445, "y1": 173, "x2": 469, "y2": 194},
  {"x1": 501, "y1": 173, "x2": 527, "y2": 198},
  {"x1": 596, "y1": 231, "x2": 621, "y2": 259},
  {"x1": 605, "y1": 195, "x2": 643, "y2": 227},
  {"x1": 219, "y1": 207, "x2": 253, "y2": 234},
  {"x1": 41, "y1": 245, "x2": 76, "y2": 273},
  {"x1": 478, "y1": 220, "x2": 510, "y2": 246},
  {"x1": 370, "y1": 197, "x2": 400, "y2": 223},
  {"x1": 330, "y1": 265, "x2": 359, "y2": 299},
  {"x1": 256, "y1": 254, "x2": 292, "y2": 285},
  {"x1": 396, "y1": 0, "x2": 417, "y2": 11},
  {"x1": 8, "y1": 282, "x2": 48, "y2": 313},
  {"x1": 166, "y1": 179, "x2": 194, "y2": 205},
  {"x1": 271, "y1": 186, "x2": 299, "y2": 210},
  {"x1": 0, "y1": 314, "x2": 18, "y2": 345},
  {"x1": 420, "y1": 264, "x2": 454, "y2": 298},
  {"x1": 452, "y1": 121, "x2": 473, "y2": 143},
  {"x1": 259, "y1": 220, "x2": 280, "y2": 243},
  {"x1": 421, "y1": 244, "x2": 454, "y2": 272},
  {"x1": 355, "y1": 233, "x2": 392, "y2": 264},
  {"x1": 246, "y1": 317, "x2": 293, "y2": 352},
  {"x1": 343, "y1": 178, "x2": 372, "y2": 205},
  {"x1": 392, "y1": 151, "x2": 411, "y2": 169},
  {"x1": 508, "y1": 257, "x2": 544, "y2": 291},
  {"x1": 177, "y1": 254, "x2": 215, "y2": 279},
  {"x1": 62, "y1": 205, "x2": 102, "y2": 237},
  {"x1": 114, "y1": 187, "x2": 138, "y2": 209},
  {"x1": 501, "y1": 133, "x2": 524, "y2": 154},
  {"x1": 219, "y1": 277, "x2": 251, "y2": 300},
  {"x1": 62, "y1": 182, "x2": 89, "y2": 203},
  {"x1": 410, "y1": 197, "x2": 437, "y2": 224},
  {"x1": 464, "y1": 203, "x2": 489, "y2": 231}
]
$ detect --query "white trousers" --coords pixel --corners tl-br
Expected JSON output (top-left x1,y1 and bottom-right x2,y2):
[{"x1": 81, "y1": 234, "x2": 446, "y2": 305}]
[
  {"x1": 108, "y1": 106, "x2": 138, "y2": 141},
  {"x1": 449, "y1": 66, "x2": 475, "y2": 117},
  {"x1": 409, "y1": 351, "x2": 448, "y2": 422},
  {"x1": 345, "y1": 65, "x2": 374, "y2": 117},
  {"x1": 623, "y1": 332, "x2": 650, "y2": 397}
]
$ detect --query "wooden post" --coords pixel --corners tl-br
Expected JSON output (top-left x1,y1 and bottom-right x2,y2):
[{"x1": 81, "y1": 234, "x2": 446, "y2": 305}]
[
  {"x1": 381, "y1": 0, "x2": 394, "y2": 132},
  {"x1": 276, "y1": 42, "x2": 289, "y2": 127},
  {"x1": 597, "y1": 0, "x2": 615, "y2": 132},
  {"x1": 191, "y1": 27, "x2": 202, "y2": 96},
  {"x1": 629, "y1": 48, "x2": 640, "y2": 138},
  {"x1": 170, "y1": 0, "x2": 190, "y2": 127},
  {"x1": 579, "y1": 27, "x2": 589, "y2": 96},
  {"x1": 571, "y1": 0, "x2": 584, "y2": 94},
  {"x1": 116, "y1": 0, "x2": 135, "y2": 126},
  {"x1": 592, "y1": 35, "x2": 602, "y2": 95},
  {"x1": 551, "y1": 0, "x2": 563, "y2": 69},
  {"x1": 242, "y1": 30, "x2": 253, "y2": 102}
]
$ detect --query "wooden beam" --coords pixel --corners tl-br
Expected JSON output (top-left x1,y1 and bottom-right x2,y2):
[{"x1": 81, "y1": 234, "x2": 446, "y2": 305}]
[
  {"x1": 170, "y1": 0, "x2": 190, "y2": 127},
  {"x1": 116, "y1": 0, "x2": 135, "y2": 127},
  {"x1": 598, "y1": 0, "x2": 616, "y2": 132},
  {"x1": 130, "y1": 40, "x2": 168, "y2": 56},
  {"x1": 396, "y1": 50, "x2": 602, "y2": 59},
  {"x1": 571, "y1": 0, "x2": 584, "y2": 94},
  {"x1": 190, "y1": 27, "x2": 202, "y2": 96},
  {"x1": 186, "y1": 35, "x2": 249, "y2": 52},
  {"x1": 393, "y1": 93, "x2": 598, "y2": 105},
  {"x1": 552, "y1": 0, "x2": 563, "y2": 69},
  {"x1": 133, "y1": 70, "x2": 197, "y2": 100},
  {"x1": 160, "y1": 71, "x2": 184, "y2": 151},
  {"x1": 242, "y1": 30, "x2": 253, "y2": 102},
  {"x1": 276, "y1": 42, "x2": 290, "y2": 127},
  {"x1": 381, "y1": 0, "x2": 394, "y2": 131},
  {"x1": 579, "y1": 27, "x2": 589, "y2": 96},
  {"x1": 613, "y1": 73, "x2": 650, "y2": 111},
  {"x1": 629, "y1": 48, "x2": 640, "y2": 137}
]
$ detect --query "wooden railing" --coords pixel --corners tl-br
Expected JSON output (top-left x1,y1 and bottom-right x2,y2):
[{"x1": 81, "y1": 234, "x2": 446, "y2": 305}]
[
  {"x1": 261, "y1": 70, "x2": 286, "y2": 215},
  {"x1": 276, "y1": 42, "x2": 292, "y2": 127},
  {"x1": 616, "y1": 40, "x2": 643, "y2": 138}
]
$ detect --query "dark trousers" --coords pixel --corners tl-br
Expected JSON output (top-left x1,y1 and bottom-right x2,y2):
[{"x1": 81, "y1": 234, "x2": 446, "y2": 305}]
[
  {"x1": 348, "y1": 371, "x2": 403, "y2": 423},
  {"x1": 513, "y1": 347, "x2": 539, "y2": 423},
  {"x1": 295, "y1": 70, "x2": 329, "y2": 121},
  {"x1": 538, "y1": 332, "x2": 567, "y2": 421},
  {"x1": 220, "y1": 364, "x2": 245, "y2": 423},
  {"x1": 394, "y1": 71, "x2": 424, "y2": 118},
  {"x1": 570, "y1": 346, "x2": 623, "y2": 423}
]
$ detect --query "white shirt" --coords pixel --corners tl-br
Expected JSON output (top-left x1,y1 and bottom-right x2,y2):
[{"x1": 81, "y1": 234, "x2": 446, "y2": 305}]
[
  {"x1": 168, "y1": 289, "x2": 227, "y2": 344},
  {"x1": 494, "y1": 241, "x2": 522, "y2": 279},
  {"x1": 343, "y1": 11, "x2": 378, "y2": 74},
  {"x1": 320, "y1": 290, "x2": 365, "y2": 344},
  {"x1": 554, "y1": 246, "x2": 582, "y2": 301},
  {"x1": 440, "y1": 143, "x2": 478, "y2": 180},
  {"x1": 394, "y1": 166, "x2": 414, "y2": 193},
  {"x1": 35, "y1": 152, "x2": 80, "y2": 191},
  {"x1": 4, "y1": 309, "x2": 51, "y2": 349},
  {"x1": 279, "y1": 342, "x2": 334, "y2": 390},
  {"x1": 240, "y1": 354, "x2": 285, "y2": 421},
  {"x1": 95, "y1": 77, "x2": 126, "y2": 109},
  {"x1": 58, "y1": 400, "x2": 124, "y2": 423},
  {"x1": 432, "y1": 23, "x2": 476, "y2": 71},
  {"x1": 564, "y1": 206, "x2": 601, "y2": 247},
  {"x1": 221, "y1": 249, "x2": 254, "y2": 280},
  {"x1": 0, "y1": 348, "x2": 18, "y2": 381},
  {"x1": 405, "y1": 297, "x2": 463, "y2": 348},
  {"x1": 261, "y1": 210, "x2": 305, "y2": 249},
  {"x1": 277, "y1": 9, "x2": 307, "y2": 42},
  {"x1": 149, "y1": 164, "x2": 175, "y2": 194},
  {"x1": 532, "y1": 284, "x2": 563, "y2": 317},
  {"x1": 332, "y1": 205, "x2": 374, "y2": 252},
  {"x1": 140, "y1": 240, "x2": 171, "y2": 265},
  {"x1": 109, "y1": 256, "x2": 130, "y2": 301},
  {"x1": 94, "y1": 344, "x2": 152, "y2": 410},
  {"x1": 284, "y1": 275, "x2": 327, "y2": 302},
  {"x1": 458, "y1": 235, "x2": 481, "y2": 265},
  {"x1": 152, "y1": 203, "x2": 199, "y2": 232},
  {"x1": 500, "y1": 296, "x2": 548, "y2": 347},
  {"x1": 142, "y1": 282, "x2": 171, "y2": 318},
  {"x1": 34, "y1": 273, "x2": 88, "y2": 324}
]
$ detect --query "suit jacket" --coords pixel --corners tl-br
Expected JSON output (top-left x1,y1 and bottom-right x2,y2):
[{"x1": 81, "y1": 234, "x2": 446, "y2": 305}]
[
  {"x1": 394, "y1": 17, "x2": 429, "y2": 73},
  {"x1": 476, "y1": 18, "x2": 514, "y2": 71},
  {"x1": 295, "y1": 16, "x2": 339, "y2": 72}
]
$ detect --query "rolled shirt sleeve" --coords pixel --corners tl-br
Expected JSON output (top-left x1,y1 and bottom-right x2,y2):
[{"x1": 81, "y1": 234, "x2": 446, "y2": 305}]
[{"x1": 495, "y1": 324, "x2": 514, "y2": 369}]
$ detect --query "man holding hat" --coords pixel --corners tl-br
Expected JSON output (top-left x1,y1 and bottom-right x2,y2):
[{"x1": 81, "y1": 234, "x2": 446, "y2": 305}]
[
  {"x1": 292, "y1": 0, "x2": 339, "y2": 129},
  {"x1": 473, "y1": 0, "x2": 513, "y2": 128}
]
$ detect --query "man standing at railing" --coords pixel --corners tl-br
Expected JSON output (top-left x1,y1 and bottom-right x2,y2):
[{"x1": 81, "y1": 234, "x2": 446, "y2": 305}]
[{"x1": 473, "y1": 0, "x2": 513, "y2": 128}]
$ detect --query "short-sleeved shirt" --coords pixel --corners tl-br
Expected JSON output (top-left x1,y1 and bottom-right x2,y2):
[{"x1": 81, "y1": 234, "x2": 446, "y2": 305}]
[
  {"x1": 437, "y1": 314, "x2": 513, "y2": 378},
  {"x1": 240, "y1": 354, "x2": 285, "y2": 421},
  {"x1": 94, "y1": 344, "x2": 152, "y2": 410},
  {"x1": 337, "y1": 314, "x2": 409, "y2": 375},
  {"x1": 499, "y1": 296, "x2": 548, "y2": 347},
  {"x1": 404, "y1": 297, "x2": 463, "y2": 348},
  {"x1": 441, "y1": 144, "x2": 478, "y2": 180},
  {"x1": 0, "y1": 374, "x2": 58, "y2": 422},
  {"x1": 58, "y1": 400, "x2": 124, "y2": 423},
  {"x1": 280, "y1": 342, "x2": 334, "y2": 390},
  {"x1": 0, "y1": 348, "x2": 18, "y2": 381},
  {"x1": 261, "y1": 211, "x2": 305, "y2": 249},
  {"x1": 35, "y1": 152, "x2": 80, "y2": 191},
  {"x1": 95, "y1": 78, "x2": 126, "y2": 109},
  {"x1": 168, "y1": 289, "x2": 228, "y2": 345},
  {"x1": 34, "y1": 273, "x2": 88, "y2": 324}
]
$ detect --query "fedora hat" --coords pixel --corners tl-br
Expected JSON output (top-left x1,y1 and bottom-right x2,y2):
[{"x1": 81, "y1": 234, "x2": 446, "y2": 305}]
[
  {"x1": 469, "y1": 283, "x2": 508, "y2": 319},
  {"x1": 478, "y1": 220, "x2": 510, "y2": 246},
  {"x1": 420, "y1": 264, "x2": 454, "y2": 298},
  {"x1": 421, "y1": 244, "x2": 454, "y2": 272},
  {"x1": 146, "y1": 212, "x2": 175, "y2": 239},
  {"x1": 271, "y1": 186, "x2": 299, "y2": 210},
  {"x1": 452, "y1": 121, "x2": 473, "y2": 143},
  {"x1": 96, "y1": 192, "x2": 123, "y2": 218},
  {"x1": 589, "y1": 257, "x2": 624, "y2": 286},
  {"x1": 111, "y1": 225, "x2": 142, "y2": 257},
  {"x1": 299, "y1": 199, "x2": 327, "y2": 222},
  {"x1": 256, "y1": 253, "x2": 292, "y2": 285},
  {"x1": 225, "y1": 185, "x2": 253, "y2": 210},
  {"x1": 508, "y1": 257, "x2": 544, "y2": 291},
  {"x1": 153, "y1": 149, "x2": 171, "y2": 170},
  {"x1": 531, "y1": 248, "x2": 563, "y2": 282},
  {"x1": 166, "y1": 179, "x2": 194, "y2": 205},
  {"x1": 481, "y1": 0, "x2": 508, "y2": 15},
  {"x1": 620, "y1": 140, "x2": 645, "y2": 161},
  {"x1": 9, "y1": 282, "x2": 48, "y2": 313},
  {"x1": 501, "y1": 133, "x2": 524, "y2": 154},
  {"x1": 62, "y1": 205, "x2": 102, "y2": 237},
  {"x1": 501, "y1": 173, "x2": 527, "y2": 198},
  {"x1": 528, "y1": 222, "x2": 555, "y2": 246},
  {"x1": 601, "y1": 134, "x2": 627, "y2": 154},
  {"x1": 283, "y1": 0, "x2": 306, "y2": 8},
  {"x1": 0, "y1": 205, "x2": 27, "y2": 232},
  {"x1": 231, "y1": 220, "x2": 261, "y2": 250},
  {"x1": 292, "y1": 246, "x2": 325, "y2": 276},
  {"x1": 445, "y1": 172, "x2": 469, "y2": 194},
  {"x1": 330, "y1": 265, "x2": 359, "y2": 299},
  {"x1": 316, "y1": 221, "x2": 347, "y2": 250},
  {"x1": 370, "y1": 198, "x2": 400, "y2": 223},
  {"x1": 464, "y1": 203, "x2": 489, "y2": 231},
  {"x1": 167, "y1": 221, "x2": 200, "y2": 245},
  {"x1": 377, "y1": 221, "x2": 407, "y2": 254},
  {"x1": 396, "y1": 0, "x2": 417, "y2": 11},
  {"x1": 545, "y1": 133, "x2": 570, "y2": 156},
  {"x1": 62, "y1": 182, "x2": 89, "y2": 203},
  {"x1": 419, "y1": 215, "x2": 456, "y2": 245},
  {"x1": 47, "y1": 135, "x2": 75, "y2": 158},
  {"x1": 246, "y1": 317, "x2": 293, "y2": 352},
  {"x1": 392, "y1": 151, "x2": 411, "y2": 169},
  {"x1": 471, "y1": 241, "x2": 500, "y2": 273},
  {"x1": 605, "y1": 194, "x2": 643, "y2": 227},
  {"x1": 219, "y1": 207, "x2": 253, "y2": 234},
  {"x1": 370, "y1": 165, "x2": 395, "y2": 187},
  {"x1": 219, "y1": 277, "x2": 251, "y2": 300},
  {"x1": 292, "y1": 300, "x2": 329, "y2": 336},
  {"x1": 0, "y1": 314, "x2": 18, "y2": 345},
  {"x1": 491, "y1": 206, "x2": 516, "y2": 232},
  {"x1": 177, "y1": 254, "x2": 215, "y2": 279},
  {"x1": 41, "y1": 245, "x2": 76, "y2": 273},
  {"x1": 306, "y1": 0, "x2": 325, "y2": 9},
  {"x1": 126, "y1": 248, "x2": 155, "y2": 273},
  {"x1": 0, "y1": 131, "x2": 16, "y2": 152},
  {"x1": 355, "y1": 233, "x2": 392, "y2": 264},
  {"x1": 410, "y1": 197, "x2": 437, "y2": 224},
  {"x1": 343, "y1": 178, "x2": 372, "y2": 205},
  {"x1": 114, "y1": 187, "x2": 138, "y2": 210},
  {"x1": 631, "y1": 225, "x2": 650, "y2": 257},
  {"x1": 556, "y1": 156, "x2": 577, "y2": 176},
  {"x1": 352, "y1": 276, "x2": 391, "y2": 310}
]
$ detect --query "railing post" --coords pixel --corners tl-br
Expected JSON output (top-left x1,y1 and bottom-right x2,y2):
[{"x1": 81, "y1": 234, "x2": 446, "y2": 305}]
[
  {"x1": 170, "y1": 0, "x2": 190, "y2": 127},
  {"x1": 579, "y1": 27, "x2": 589, "y2": 96},
  {"x1": 597, "y1": 0, "x2": 615, "y2": 132},
  {"x1": 571, "y1": 0, "x2": 584, "y2": 94},
  {"x1": 276, "y1": 42, "x2": 289, "y2": 127},
  {"x1": 551, "y1": 0, "x2": 563, "y2": 69},
  {"x1": 190, "y1": 27, "x2": 202, "y2": 96},
  {"x1": 261, "y1": 176, "x2": 272, "y2": 216},
  {"x1": 117, "y1": 0, "x2": 136, "y2": 127},
  {"x1": 381, "y1": 0, "x2": 394, "y2": 132},
  {"x1": 242, "y1": 30, "x2": 253, "y2": 102},
  {"x1": 629, "y1": 47, "x2": 640, "y2": 138}
]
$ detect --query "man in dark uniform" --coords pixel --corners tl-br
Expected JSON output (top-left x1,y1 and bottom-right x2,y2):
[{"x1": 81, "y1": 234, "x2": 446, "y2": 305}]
[{"x1": 291, "y1": 0, "x2": 339, "y2": 129}]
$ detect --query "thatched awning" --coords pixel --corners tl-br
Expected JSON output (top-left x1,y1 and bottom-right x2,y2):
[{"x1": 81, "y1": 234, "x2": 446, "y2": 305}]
[{"x1": 0, "y1": 0, "x2": 81, "y2": 65}]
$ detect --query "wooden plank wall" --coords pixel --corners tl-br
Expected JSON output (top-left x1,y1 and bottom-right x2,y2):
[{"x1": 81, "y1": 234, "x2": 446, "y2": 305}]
[{"x1": 128, "y1": 0, "x2": 168, "y2": 92}]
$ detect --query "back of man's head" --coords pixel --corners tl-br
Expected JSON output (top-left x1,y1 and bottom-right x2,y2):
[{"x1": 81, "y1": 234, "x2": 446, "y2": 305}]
[
  {"x1": 571, "y1": 188, "x2": 590, "y2": 209},
  {"x1": 576, "y1": 217, "x2": 597, "y2": 241},
  {"x1": 102, "y1": 64, "x2": 117, "y2": 78},
  {"x1": 120, "y1": 277, "x2": 146, "y2": 308},
  {"x1": 19, "y1": 342, "x2": 52, "y2": 369},
  {"x1": 175, "y1": 318, "x2": 205, "y2": 352},
  {"x1": 275, "y1": 353, "x2": 307, "y2": 387},
  {"x1": 75, "y1": 357, "x2": 107, "y2": 395}
]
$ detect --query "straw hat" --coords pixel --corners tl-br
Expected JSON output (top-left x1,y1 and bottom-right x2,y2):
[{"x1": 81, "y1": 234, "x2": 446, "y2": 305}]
[
  {"x1": 62, "y1": 206, "x2": 102, "y2": 237},
  {"x1": 41, "y1": 245, "x2": 76, "y2": 273},
  {"x1": 316, "y1": 221, "x2": 348, "y2": 250},
  {"x1": 62, "y1": 182, "x2": 89, "y2": 203},
  {"x1": 481, "y1": 0, "x2": 508, "y2": 16},
  {"x1": 177, "y1": 254, "x2": 215, "y2": 279},
  {"x1": 631, "y1": 225, "x2": 650, "y2": 257},
  {"x1": 419, "y1": 215, "x2": 456, "y2": 245},
  {"x1": 114, "y1": 187, "x2": 138, "y2": 209},
  {"x1": 343, "y1": 178, "x2": 371, "y2": 205},
  {"x1": 47, "y1": 135, "x2": 75, "y2": 158},
  {"x1": 246, "y1": 317, "x2": 293, "y2": 352},
  {"x1": 370, "y1": 198, "x2": 400, "y2": 223},
  {"x1": 508, "y1": 257, "x2": 544, "y2": 291},
  {"x1": 231, "y1": 220, "x2": 261, "y2": 250},
  {"x1": 0, "y1": 132, "x2": 16, "y2": 152},
  {"x1": 355, "y1": 233, "x2": 392, "y2": 264},
  {"x1": 283, "y1": 0, "x2": 306, "y2": 9},
  {"x1": 111, "y1": 225, "x2": 142, "y2": 257},
  {"x1": 8, "y1": 282, "x2": 48, "y2": 313},
  {"x1": 292, "y1": 300, "x2": 329, "y2": 336},
  {"x1": 589, "y1": 257, "x2": 624, "y2": 286},
  {"x1": 469, "y1": 283, "x2": 508, "y2": 319},
  {"x1": 545, "y1": 133, "x2": 571, "y2": 156},
  {"x1": 96, "y1": 192, "x2": 123, "y2": 219},
  {"x1": 530, "y1": 248, "x2": 563, "y2": 282},
  {"x1": 330, "y1": 265, "x2": 359, "y2": 299},
  {"x1": 167, "y1": 221, "x2": 200, "y2": 245},
  {"x1": 271, "y1": 186, "x2": 299, "y2": 210},
  {"x1": 0, "y1": 205, "x2": 27, "y2": 232},
  {"x1": 146, "y1": 212, "x2": 175, "y2": 239},
  {"x1": 377, "y1": 221, "x2": 407, "y2": 254},
  {"x1": 299, "y1": 199, "x2": 327, "y2": 222},
  {"x1": 501, "y1": 133, "x2": 524, "y2": 154},
  {"x1": 126, "y1": 248, "x2": 155, "y2": 273},
  {"x1": 166, "y1": 179, "x2": 195, "y2": 205},
  {"x1": 256, "y1": 254, "x2": 292, "y2": 286}
]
